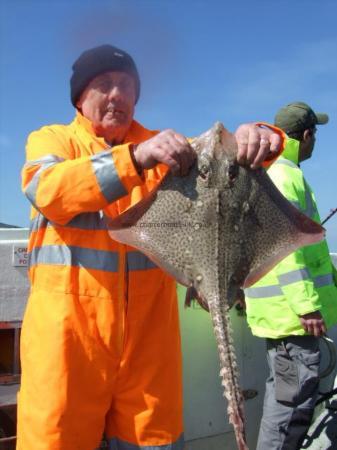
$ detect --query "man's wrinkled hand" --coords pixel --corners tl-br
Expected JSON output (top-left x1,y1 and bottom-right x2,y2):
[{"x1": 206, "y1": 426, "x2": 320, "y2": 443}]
[
  {"x1": 299, "y1": 311, "x2": 327, "y2": 336},
  {"x1": 235, "y1": 123, "x2": 282, "y2": 169},
  {"x1": 132, "y1": 129, "x2": 196, "y2": 176}
]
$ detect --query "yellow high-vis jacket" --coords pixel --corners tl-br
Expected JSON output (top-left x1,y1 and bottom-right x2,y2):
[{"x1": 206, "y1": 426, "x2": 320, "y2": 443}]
[{"x1": 245, "y1": 138, "x2": 337, "y2": 339}]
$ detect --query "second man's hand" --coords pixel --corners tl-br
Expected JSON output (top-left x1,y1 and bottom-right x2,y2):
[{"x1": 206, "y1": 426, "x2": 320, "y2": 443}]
[
  {"x1": 235, "y1": 123, "x2": 282, "y2": 169},
  {"x1": 299, "y1": 311, "x2": 327, "y2": 336}
]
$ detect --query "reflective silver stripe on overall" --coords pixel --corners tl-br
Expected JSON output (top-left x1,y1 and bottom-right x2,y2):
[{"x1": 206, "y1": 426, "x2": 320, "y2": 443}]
[
  {"x1": 302, "y1": 179, "x2": 316, "y2": 218},
  {"x1": 278, "y1": 268, "x2": 310, "y2": 285},
  {"x1": 30, "y1": 212, "x2": 108, "y2": 232},
  {"x1": 106, "y1": 433, "x2": 184, "y2": 450},
  {"x1": 246, "y1": 285, "x2": 283, "y2": 298},
  {"x1": 91, "y1": 150, "x2": 127, "y2": 203},
  {"x1": 314, "y1": 273, "x2": 334, "y2": 288},
  {"x1": 24, "y1": 155, "x2": 65, "y2": 207},
  {"x1": 29, "y1": 245, "x2": 119, "y2": 272},
  {"x1": 127, "y1": 251, "x2": 158, "y2": 271},
  {"x1": 246, "y1": 271, "x2": 334, "y2": 298},
  {"x1": 29, "y1": 245, "x2": 158, "y2": 273}
]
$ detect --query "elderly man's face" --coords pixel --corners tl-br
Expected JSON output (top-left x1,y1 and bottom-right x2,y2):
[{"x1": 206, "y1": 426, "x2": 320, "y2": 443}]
[{"x1": 77, "y1": 71, "x2": 136, "y2": 144}]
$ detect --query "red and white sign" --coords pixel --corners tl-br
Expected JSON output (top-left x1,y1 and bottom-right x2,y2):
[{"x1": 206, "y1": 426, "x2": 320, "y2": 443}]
[{"x1": 12, "y1": 245, "x2": 28, "y2": 267}]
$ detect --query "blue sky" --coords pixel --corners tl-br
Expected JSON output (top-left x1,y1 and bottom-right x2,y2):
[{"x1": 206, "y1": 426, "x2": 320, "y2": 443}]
[{"x1": 1, "y1": 0, "x2": 337, "y2": 250}]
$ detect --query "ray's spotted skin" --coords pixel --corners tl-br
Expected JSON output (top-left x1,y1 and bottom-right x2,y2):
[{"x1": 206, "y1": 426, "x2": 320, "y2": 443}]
[{"x1": 107, "y1": 123, "x2": 324, "y2": 450}]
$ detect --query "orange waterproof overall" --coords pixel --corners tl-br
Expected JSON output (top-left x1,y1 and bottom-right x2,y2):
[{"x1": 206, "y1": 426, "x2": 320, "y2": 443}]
[{"x1": 18, "y1": 113, "x2": 184, "y2": 450}]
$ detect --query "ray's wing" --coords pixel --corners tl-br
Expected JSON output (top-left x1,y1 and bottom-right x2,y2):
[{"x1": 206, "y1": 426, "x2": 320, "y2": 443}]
[
  {"x1": 106, "y1": 173, "x2": 219, "y2": 289},
  {"x1": 240, "y1": 169, "x2": 325, "y2": 288}
]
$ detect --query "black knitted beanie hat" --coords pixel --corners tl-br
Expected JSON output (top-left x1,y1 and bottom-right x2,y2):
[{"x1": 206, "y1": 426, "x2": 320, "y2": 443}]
[{"x1": 70, "y1": 44, "x2": 140, "y2": 107}]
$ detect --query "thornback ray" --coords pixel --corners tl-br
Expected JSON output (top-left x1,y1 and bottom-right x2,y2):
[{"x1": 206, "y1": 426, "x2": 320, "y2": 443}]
[{"x1": 106, "y1": 122, "x2": 324, "y2": 450}]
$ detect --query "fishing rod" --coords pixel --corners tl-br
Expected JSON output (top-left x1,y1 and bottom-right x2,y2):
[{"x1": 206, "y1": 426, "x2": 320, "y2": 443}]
[{"x1": 321, "y1": 208, "x2": 337, "y2": 226}]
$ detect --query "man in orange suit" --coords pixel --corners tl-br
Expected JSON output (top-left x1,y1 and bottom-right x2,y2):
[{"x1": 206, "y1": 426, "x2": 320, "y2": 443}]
[{"x1": 18, "y1": 44, "x2": 282, "y2": 450}]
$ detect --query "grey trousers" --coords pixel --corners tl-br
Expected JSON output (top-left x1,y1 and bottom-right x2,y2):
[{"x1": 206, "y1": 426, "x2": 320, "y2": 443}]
[{"x1": 256, "y1": 336, "x2": 320, "y2": 450}]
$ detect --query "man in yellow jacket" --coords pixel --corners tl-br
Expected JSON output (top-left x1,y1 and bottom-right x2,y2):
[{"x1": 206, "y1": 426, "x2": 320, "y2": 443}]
[
  {"x1": 245, "y1": 102, "x2": 337, "y2": 450},
  {"x1": 18, "y1": 44, "x2": 283, "y2": 450}
]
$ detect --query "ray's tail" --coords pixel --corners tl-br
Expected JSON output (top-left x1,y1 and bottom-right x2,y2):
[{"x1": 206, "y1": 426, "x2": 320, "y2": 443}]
[{"x1": 208, "y1": 298, "x2": 249, "y2": 450}]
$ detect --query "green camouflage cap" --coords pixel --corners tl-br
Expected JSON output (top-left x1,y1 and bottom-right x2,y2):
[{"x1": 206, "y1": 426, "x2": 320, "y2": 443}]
[{"x1": 274, "y1": 101, "x2": 329, "y2": 134}]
